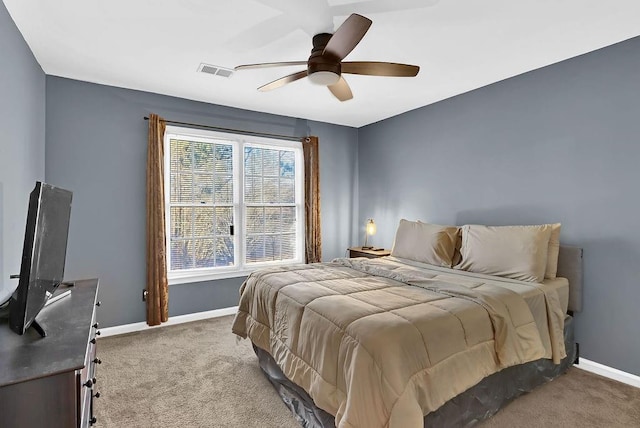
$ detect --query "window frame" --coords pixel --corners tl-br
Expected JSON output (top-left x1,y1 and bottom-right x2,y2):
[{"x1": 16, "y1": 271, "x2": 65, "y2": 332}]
[{"x1": 163, "y1": 125, "x2": 305, "y2": 285}]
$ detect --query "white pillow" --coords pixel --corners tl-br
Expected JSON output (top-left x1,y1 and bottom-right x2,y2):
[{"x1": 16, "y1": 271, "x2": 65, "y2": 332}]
[
  {"x1": 456, "y1": 224, "x2": 554, "y2": 283},
  {"x1": 391, "y1": 219, "x2": 459, "y2": 268}
]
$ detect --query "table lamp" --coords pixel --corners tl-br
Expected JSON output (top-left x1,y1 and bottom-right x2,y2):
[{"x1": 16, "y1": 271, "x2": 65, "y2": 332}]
[{"x1": 362, "y1": 219, "x2": 376, "y2": 249}]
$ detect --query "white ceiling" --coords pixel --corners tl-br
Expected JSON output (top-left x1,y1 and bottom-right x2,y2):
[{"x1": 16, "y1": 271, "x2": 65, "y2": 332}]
[{"x1": 4, "y1": 0, "x2": 640, "y2": 127}]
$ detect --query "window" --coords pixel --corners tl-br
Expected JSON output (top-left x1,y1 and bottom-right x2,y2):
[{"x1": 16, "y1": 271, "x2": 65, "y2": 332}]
[{"x1": 164, "y1": 126, "x2": 304, "y2": 284}]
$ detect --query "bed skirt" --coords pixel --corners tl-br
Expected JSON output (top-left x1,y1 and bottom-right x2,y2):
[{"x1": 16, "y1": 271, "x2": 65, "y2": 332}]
[{"x1": 253, "y1": 315, "x2": 577, "y2": 428}]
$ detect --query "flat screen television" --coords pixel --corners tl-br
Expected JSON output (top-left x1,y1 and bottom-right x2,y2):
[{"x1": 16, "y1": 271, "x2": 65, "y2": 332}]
[{"x1": 7, "y1": 181, "x2": 73, "y2": 336}]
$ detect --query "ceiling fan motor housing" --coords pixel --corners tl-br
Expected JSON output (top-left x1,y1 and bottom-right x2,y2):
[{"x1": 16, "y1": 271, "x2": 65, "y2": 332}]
[{"x1": 308, "y1": 33, "x2": 341, "y2": 77}]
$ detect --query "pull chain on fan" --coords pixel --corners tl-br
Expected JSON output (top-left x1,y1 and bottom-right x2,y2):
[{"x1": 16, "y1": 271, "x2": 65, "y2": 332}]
[{"x1": 235, "y1": 13, "x2": 419, "y2": 102}]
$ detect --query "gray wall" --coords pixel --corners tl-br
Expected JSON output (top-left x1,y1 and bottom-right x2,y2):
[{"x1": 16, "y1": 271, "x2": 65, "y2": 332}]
[
  {"x1": 6, "y1": 0, "x2": 636, "y2": 374},
  {"x1": 45, "y1": 76, "x2": 358, "y2": 328},
  {"x1": 358, "y1": 36, "x2": 640, "y2": 376},
  {"x1": 0, "y1": 1, "x2": 45, "y2": 302}
]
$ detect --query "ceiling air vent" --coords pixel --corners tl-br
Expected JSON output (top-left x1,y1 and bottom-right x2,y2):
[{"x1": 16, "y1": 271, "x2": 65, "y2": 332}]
[{"x1": 198, "y1": 63, "x2": 234, "y2": 78}]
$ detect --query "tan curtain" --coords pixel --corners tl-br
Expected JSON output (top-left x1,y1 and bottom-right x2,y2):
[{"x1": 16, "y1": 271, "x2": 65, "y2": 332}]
[
  {"x1": 146, "y1": 114, "x2": 169, "y2": 326},
  {"x1": 302, "y1": 136, "x2": 322, "y2": 263}
]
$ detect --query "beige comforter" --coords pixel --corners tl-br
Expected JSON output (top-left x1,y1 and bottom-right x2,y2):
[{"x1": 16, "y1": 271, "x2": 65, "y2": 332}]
[{"x1": 232, "y1": 257, "x2": 566, "y2": 428}]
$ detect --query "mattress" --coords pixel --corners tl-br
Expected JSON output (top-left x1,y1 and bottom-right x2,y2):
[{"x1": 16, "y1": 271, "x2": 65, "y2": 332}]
[
  {"x1": 384, "y1": 256, "x2": 570, "y2": 361},
  {"x1": 233, "y1": 256, "x2": 568, "y2": 427},
  {"x1": 254, "y1": 316, "x2": 577, "y2": 428},
  {"x1": 386, "y1": 256, "x2": 570, "y2": 313}
]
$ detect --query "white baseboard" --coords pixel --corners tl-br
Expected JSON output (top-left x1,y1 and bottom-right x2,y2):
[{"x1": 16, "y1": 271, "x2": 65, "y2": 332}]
[
  {"x1": 576, "y1": 358, "x2": 640, "y2": 389},
  {"x1": 99, "y1": 306, "x2": 238, "y2": 338}
]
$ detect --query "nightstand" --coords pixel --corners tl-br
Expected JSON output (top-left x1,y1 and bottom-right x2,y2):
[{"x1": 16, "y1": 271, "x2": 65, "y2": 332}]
[{"x1": 348, "y1": 247, "x2": 391, "y2": 259}]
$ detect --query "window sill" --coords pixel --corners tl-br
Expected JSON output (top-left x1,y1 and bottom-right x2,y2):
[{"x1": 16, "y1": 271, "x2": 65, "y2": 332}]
[
  {"x1": 169, "y1": 270, "x2": 248, "y2": 285},
  {"x1": 168, "y1": 260, "x2": 303, "y2": 285}
]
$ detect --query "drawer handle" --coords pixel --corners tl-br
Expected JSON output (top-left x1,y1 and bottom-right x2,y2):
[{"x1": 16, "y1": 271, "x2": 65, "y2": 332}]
[
  {"x1": 93, "y1": 392, "x2": 101, "y2": 399},
  {"x1": 83, "y1": 379, "x2": 93, "y2": 388},
  {"x1": 95, "y1": 301, "x2": 101, "y2": 307},
  {"x1": 93, "y1": 322, "x2": 99, "y2": 329},
  {"x1": 90, "y1": 416, "x2": 97, "y2": 425},
  {"x1": 93, "y1": 358, "x2": 102, "y2": 364},
  {"x1": 90, "y1": 338, "x2": 96, "y2": 344},
  {"x1": 95, "y1": 331, "x2": 101, "y2": 336}
]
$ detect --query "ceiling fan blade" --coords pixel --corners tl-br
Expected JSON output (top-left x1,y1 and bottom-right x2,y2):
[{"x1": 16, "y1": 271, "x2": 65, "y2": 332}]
[
  {"x1": 258, "y1": 70, "x2": 308, "y2": 92},
  {"x1": 323, "y1": 14, "x2": 372, "y2": 61},
  {"x1": 328, "y1": 76, "x2": 353, "y2": 101},
  {"x1": 342, "y1": 61, "x2": 420, "y2": 77},
  {"x1": 236, "y1": 61, "x2": 308, "y2": 71}
]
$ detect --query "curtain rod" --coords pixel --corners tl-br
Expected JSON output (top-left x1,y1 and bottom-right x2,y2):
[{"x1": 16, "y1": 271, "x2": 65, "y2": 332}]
[{"x1": 143, "y1": 116, "x2": 309, "y2": 142}]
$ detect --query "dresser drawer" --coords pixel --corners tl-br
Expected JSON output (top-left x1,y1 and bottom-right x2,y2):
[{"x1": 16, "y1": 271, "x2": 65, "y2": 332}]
[{"x1": 79, "y1": 298, "x2": 100, "y2": 427}]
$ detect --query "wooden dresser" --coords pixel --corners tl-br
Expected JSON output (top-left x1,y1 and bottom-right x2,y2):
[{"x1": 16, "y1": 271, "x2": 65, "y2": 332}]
[{"x1": 0, "y1": 279, "x2": 101, "y2": 428}]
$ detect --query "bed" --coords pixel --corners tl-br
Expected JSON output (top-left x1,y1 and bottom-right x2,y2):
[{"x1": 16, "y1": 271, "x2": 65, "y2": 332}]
[{"x1": 232, "y1": 222, "x2": 583, "y2": 428}]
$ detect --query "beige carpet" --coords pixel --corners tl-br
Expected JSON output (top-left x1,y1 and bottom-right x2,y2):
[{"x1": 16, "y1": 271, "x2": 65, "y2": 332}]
[{"x1": 95, "y1": 316, "x2": 640, "y2": 428}]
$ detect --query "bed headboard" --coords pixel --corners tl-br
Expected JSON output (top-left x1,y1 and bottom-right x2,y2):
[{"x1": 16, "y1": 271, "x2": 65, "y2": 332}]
[{"x1": 556, "y1": 245, "x2": 583, "y2": 313}]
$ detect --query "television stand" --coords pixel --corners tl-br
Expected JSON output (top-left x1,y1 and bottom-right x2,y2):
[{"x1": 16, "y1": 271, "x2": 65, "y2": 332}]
[
  {"x1": 0, "y1": 287, "x2": 72, "y2": 338},
  {"x1": 30, "y1": 319, "x2": 47, "y2": 337},
  {"x1": 45, "y1": 288, "x2": 72, "y2": 307},
  {"x1": 0, "y1": 307, "x2": 46, "y2": 336}
]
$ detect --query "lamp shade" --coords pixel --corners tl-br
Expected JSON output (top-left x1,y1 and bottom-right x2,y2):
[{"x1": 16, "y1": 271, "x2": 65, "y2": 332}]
[
  {"x1": 362, "y1": 219, "x2": 376, "y2": 249},
  {"x1": 366, "y1": 219, "x2": 376, "y2": 236}
]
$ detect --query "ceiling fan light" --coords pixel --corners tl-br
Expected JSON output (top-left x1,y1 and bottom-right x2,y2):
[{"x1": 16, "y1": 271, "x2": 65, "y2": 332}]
[{"x1": 308, "y1": 71, "x2": 340, "y2": 86}]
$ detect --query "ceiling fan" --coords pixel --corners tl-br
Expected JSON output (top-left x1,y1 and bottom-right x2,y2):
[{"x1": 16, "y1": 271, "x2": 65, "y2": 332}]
[{"x1": 234, "y1": 14, "x2": 420, "y2": 102}]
